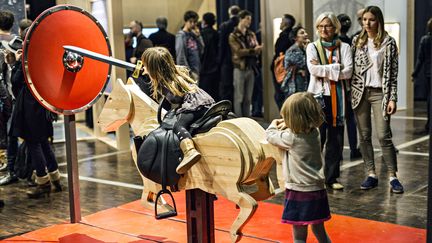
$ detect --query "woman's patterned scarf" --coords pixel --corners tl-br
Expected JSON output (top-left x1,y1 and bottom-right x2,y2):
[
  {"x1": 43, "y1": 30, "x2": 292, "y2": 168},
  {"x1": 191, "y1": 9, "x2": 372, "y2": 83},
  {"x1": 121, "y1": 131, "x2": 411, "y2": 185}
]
[{"x1": 315, "y1": 38, "x2": 345, "y2": 127}]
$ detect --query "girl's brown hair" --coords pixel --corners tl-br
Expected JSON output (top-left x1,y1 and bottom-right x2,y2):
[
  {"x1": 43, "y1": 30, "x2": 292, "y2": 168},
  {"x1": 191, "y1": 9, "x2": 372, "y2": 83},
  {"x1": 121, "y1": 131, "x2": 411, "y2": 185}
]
[
  {"x1": 355, "y1": 5, "x2": 387, "y2": 49},
  {"x1": 141, "y1": 47, "x2": 196, "y2": 99},
  {"x1": 280, "y1": 92, "x2": 324, "y2": 134}
]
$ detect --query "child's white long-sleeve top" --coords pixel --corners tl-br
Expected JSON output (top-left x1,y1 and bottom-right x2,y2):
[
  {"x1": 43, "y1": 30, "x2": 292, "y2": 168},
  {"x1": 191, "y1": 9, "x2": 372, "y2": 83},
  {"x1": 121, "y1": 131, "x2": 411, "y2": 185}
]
[{"x1": 266, "y1": 124, "x2": 325, "y2": 192}]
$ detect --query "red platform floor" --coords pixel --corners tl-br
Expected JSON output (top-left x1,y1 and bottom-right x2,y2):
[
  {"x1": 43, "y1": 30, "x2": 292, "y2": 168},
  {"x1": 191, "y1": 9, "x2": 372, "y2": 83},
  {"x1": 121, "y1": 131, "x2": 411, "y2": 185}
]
[{"x1": 1, "y1": 191, "x2": 426, "y2": 243}]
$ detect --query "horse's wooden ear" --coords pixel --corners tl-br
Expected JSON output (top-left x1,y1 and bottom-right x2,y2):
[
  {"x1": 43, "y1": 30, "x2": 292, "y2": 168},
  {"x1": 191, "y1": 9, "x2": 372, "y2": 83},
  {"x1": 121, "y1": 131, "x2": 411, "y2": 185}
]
[{"x1": 97, "y1": 78, "x2": 132, "y2": 132}]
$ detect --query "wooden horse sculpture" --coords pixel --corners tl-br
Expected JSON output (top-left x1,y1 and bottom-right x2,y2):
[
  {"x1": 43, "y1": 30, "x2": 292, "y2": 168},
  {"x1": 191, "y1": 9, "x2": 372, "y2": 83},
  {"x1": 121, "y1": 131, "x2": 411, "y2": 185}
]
[{"x1": 98, "y1": 79, "x2": 284, "y2": 242}]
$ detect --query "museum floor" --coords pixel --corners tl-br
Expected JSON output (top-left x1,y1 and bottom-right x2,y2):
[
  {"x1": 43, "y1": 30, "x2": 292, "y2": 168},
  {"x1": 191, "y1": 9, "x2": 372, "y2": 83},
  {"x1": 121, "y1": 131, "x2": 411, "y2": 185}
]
[{"x1": 0, "y1": 101, "x2": 429, "y2": 242}]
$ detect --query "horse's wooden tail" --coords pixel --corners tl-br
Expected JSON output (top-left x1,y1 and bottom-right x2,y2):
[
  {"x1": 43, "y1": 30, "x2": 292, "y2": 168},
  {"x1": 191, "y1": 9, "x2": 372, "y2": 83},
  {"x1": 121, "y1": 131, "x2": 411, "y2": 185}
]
[
  {"x1": 241, "y1": 156, "x2": 276, "y2": 201},
  {"x1": 242, "y1": 157, "x2": 275, "y2": 185}
]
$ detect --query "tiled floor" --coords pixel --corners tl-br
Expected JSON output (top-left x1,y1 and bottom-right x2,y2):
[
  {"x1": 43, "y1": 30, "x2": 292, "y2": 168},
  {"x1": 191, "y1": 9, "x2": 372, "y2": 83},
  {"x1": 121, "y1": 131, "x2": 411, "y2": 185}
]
[
  {"x1": 0, "y1": 101, "x2": 429, "y2": 241},
  {"x1": 1, "y1": 194, "x2": 426, "y2": 242}
]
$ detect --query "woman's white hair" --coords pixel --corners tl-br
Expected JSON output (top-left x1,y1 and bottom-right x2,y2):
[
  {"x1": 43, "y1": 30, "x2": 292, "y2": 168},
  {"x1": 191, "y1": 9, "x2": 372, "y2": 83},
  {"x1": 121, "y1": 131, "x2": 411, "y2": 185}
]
[{"x1": 315, "y1": 12, "x2": 341, "y2": 35}]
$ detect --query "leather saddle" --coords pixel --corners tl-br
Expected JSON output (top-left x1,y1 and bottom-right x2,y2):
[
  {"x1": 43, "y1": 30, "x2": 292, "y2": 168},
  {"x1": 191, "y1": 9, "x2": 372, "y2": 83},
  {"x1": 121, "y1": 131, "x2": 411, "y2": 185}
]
[
  {"x1": 189, "y1": 100, "x2": 233, "y2": 135},
  {"x1": 134, "y1": 99, "x2": 233, "y2": 219}
]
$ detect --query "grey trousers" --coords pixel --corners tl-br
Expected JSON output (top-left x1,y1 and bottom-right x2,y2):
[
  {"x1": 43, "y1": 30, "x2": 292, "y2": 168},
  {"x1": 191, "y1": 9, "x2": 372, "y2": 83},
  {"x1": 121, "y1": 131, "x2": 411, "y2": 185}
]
[
  {"x1": 354, "y1": 88, "x2": 397, "y2": 174},
  {"x1": 233, "y1": 68, "x2": 254, "y2": 117}
]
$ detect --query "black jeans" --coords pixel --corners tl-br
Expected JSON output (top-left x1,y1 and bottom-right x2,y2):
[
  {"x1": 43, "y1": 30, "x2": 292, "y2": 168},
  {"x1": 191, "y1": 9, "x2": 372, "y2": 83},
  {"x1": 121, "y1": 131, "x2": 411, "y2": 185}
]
[
  {"x1": 219, "y1": 63, "x2": 234, "y2": 104},
  {"x1": 199, "y1": 71, "x2": 220, "y2": 101},
  {"x1": 252, "y1": 68, "x2": 263, "y2": 115},
  {"x1": 320, "y1": 96, "x2": 344, "y2": 184},
  {"x1": 7, "y1": 102, "x2": 18, "y2": 173},
  {"x1": 173, "y1": 108, "x2": 207, "y2": 141},
  {"x1": 345, "y1": 96, "x2": 358, "y2": 151},
  {"x1": 27, "y1": 139, "x2": 58, "y2": 177},
  {"x1": 6, "y1": 136, "x2": 18, "y2": 173},
  {"x1": 271, "y1": 71, "x2": 285, "y2": 110}
]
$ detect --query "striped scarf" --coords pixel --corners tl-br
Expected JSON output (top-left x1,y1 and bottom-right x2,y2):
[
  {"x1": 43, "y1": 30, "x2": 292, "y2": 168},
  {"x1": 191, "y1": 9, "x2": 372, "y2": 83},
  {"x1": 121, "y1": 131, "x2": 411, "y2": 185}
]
[{"x1": 314, "y1": 39, "x2": 345, "y2": 127}]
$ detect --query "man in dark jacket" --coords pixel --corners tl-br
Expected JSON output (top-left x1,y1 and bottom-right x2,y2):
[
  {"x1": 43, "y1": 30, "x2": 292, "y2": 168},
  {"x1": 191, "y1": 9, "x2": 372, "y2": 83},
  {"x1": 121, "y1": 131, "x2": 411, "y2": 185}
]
[
  {"x1": 217, "y1": 5, "x2": 240, "y2": 103},
  {"x1": 412, "y1": 18, "x2": 432, "y2": 132},
  {"x1": 129, "y1": 20, "x2": 153, "y2": 64},
  {"x1": 149, "y1": 17, "x2": 176, "y2": 59},
  {"x1": 199, "y1": 12, "x2": 219, "y2": 100},
  {"x1": 271, "y1": 14, "x2": 295, "y2": 109}
]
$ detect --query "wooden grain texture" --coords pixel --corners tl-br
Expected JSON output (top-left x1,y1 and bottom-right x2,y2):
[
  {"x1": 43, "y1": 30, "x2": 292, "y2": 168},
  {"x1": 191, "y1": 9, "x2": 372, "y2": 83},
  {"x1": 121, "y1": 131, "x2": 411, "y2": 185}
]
[
  {"x1": 98, "y1": 80, "x2": 284, "y2": 242},
  {"x1": 97, "y1": 79, "x2": 132, "y2": 132}
]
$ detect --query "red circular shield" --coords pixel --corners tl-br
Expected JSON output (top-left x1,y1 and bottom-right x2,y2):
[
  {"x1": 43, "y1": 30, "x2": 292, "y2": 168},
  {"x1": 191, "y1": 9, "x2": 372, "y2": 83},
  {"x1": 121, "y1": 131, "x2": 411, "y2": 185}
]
[{"x1": 23, "y1": 5, "x2": 111, "y2": 115}]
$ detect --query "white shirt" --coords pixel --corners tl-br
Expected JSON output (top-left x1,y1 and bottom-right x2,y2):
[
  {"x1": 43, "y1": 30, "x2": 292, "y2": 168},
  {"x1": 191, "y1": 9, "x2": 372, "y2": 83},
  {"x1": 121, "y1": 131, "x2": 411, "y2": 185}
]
[
  {"x1": 306, "y1": 42, "x2": 353, "y2": 96},
  {"x1": 365, "y1": 38, "x2": 386, "y2": 88}
]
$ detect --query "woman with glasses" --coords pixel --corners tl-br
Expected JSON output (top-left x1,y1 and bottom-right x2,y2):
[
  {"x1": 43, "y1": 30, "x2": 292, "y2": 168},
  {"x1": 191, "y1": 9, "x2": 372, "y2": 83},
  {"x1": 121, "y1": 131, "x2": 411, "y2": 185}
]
[
  {"x1": 306, "y1": 12, "x2": 353, "y2": 190},
  {"x1": 351, "y1": 6, "x2": 403, "y2": 193}
]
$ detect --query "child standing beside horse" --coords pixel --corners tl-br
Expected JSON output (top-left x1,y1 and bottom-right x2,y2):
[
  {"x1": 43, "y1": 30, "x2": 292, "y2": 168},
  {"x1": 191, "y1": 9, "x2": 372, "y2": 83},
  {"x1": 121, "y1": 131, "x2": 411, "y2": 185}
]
[
  {"x1": 140, "y1": 47, "x2": 215, "y2": 174},
  {"x1": 266, "y1": 92, "x2": 332, "y2": 243}
]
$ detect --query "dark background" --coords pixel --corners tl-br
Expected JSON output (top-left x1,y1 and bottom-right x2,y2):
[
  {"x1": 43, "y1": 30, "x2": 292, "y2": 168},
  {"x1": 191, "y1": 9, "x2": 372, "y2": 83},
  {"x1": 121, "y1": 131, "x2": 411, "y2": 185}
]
[{"x1": 0, "y1": 0, "x2": 26, "y2": 35}]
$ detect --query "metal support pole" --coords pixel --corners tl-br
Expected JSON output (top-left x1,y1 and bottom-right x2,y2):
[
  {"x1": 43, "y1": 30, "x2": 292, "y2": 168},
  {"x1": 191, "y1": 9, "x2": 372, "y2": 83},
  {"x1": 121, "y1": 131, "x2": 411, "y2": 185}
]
[
  {"x1": 64, "y1": 114, "x2": 81, "y2": 223},
  {"x1": 186, "y1": 189, "x2": 215, "y2": 243}
]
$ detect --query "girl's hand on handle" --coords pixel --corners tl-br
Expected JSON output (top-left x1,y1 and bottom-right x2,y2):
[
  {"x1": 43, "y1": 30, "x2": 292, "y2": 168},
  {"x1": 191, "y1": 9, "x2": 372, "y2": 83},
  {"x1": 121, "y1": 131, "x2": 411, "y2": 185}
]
[{"x1": 387, "y1": 101, "x2": 397, "y2": 115}]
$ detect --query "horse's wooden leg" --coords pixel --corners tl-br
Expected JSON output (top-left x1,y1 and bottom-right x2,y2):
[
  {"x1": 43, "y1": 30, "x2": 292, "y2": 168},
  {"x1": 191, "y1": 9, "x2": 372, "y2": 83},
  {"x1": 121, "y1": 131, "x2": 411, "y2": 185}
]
[
  {"x1": 140, "y1": 177, "x2": 178, "y2": 215},
  {"x1": 228, "y1": 192, "x2": 258, "y2": 243}
]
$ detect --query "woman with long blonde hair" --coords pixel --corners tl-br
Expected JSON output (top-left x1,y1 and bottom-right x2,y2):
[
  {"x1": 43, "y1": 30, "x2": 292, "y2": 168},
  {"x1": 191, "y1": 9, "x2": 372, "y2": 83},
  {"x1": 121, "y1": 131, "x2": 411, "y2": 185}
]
[
  {"x1": 351, "y1": 6, "x2": 403, "y2": 193},
  {"x1": 141, "y1": 47, "x2": 215, "y2": 174}
]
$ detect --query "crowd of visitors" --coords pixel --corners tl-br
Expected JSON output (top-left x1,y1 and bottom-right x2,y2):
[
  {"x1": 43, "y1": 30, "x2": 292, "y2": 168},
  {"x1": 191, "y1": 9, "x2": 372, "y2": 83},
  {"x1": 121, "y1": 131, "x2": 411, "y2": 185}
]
[{"x1": 2, "y1": 5, "x2": 431, "y2": 242}]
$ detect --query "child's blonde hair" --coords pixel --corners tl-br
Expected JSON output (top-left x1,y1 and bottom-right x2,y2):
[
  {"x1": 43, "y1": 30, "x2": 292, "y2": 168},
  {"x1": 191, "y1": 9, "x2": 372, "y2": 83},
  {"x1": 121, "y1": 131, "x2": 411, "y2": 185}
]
[
  {"x1": 141, "y1": 47, "x2": 197, "y2": 99},
  {"x1": 280, "y1": 92, "x2": 324, "y2": 134}
]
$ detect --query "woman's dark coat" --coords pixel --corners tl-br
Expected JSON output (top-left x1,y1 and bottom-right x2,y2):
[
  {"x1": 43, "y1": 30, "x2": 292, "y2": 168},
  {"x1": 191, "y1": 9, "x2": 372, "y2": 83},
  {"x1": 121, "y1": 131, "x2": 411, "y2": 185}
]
[{"x1": 9, "y1": 60, "x2": 53, "y2": 142}]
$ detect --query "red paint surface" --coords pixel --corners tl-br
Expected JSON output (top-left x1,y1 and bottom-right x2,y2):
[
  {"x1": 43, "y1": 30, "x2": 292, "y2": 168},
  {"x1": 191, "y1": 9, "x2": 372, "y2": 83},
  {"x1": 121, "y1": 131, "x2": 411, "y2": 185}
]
[
  {"x1": 23, "y1": 7, "x2": 110, "y2": 112},
  {"x1": 2, "y1": 191, "x2": 426, "y2": 243}
]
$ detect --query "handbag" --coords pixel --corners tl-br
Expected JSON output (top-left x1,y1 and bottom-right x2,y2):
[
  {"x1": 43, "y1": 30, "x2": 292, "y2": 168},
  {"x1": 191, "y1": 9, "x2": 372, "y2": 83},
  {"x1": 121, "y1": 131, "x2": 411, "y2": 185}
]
[{"x1": 273, "y1": 52, "x2": 286, "y2": 83}]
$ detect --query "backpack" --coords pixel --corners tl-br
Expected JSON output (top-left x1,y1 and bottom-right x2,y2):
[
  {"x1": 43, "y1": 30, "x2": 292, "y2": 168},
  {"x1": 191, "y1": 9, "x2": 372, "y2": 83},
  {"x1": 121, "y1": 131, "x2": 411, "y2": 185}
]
[
  {"x1": 14, "y1": 142, "x2": 32, "y2": 180},
  {"x1": 273, "y1": 52, "x2": 286, "y2": 83}
]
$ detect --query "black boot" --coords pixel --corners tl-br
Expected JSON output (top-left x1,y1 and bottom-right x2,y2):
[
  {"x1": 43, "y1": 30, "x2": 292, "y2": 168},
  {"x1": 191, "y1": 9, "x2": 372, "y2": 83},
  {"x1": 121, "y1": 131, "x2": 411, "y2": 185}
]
[
  {"x1": 51, "y1": 180, "x2": 62, "y2": 192},
  {"x1": 0, "y1": 171, "x2": 19, "y2": 185},
  {"x1": 0, "y1": 199, "x2": 4, "y2": 208},
  {"x1": 27, "y1": 175, "x2": 51, "y2": 199},
  {"x1": 48, "y1": 170, "x2": 62, "y2": 192}
]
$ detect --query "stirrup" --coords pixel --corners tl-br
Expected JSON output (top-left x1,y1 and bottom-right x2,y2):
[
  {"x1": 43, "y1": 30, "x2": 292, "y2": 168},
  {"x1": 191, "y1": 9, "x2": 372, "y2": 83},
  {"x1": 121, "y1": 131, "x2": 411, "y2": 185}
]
[{"x1": 154, "y1": 188, "x2": 178, "y2": 219}]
